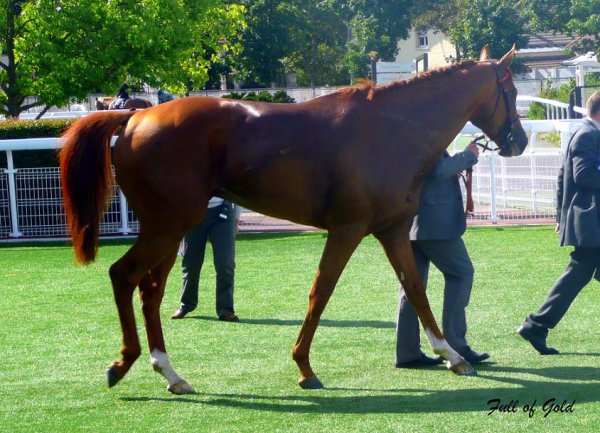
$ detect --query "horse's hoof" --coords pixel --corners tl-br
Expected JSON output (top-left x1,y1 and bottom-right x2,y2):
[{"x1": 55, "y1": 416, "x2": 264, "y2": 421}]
[
  {"x1": 448, "y1": 360, "x2": 476, "y2": 376},
  {"x1": 298, "y1": 375, "x2": 324, "y2": 389},
  {"x1": 106, "y1": 366, "x2": 122, "y2": 388},
  {"x1": 168, "y1": 380, "x2": 196, "y2": 395}
]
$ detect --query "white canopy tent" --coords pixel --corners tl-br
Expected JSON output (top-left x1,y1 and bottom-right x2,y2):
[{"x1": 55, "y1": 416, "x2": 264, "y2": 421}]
[{"x1": 563, "y1": 52, "x2": 600, "y2": 87}]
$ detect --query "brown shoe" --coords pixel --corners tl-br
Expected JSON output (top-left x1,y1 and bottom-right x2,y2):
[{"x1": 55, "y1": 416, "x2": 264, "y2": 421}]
[
  {"x1": 218, "y1": 313, "x2": 239, "y2": 322},
  {"x1": 171, "y1": 309, "x2": 190, "y2": 319}
]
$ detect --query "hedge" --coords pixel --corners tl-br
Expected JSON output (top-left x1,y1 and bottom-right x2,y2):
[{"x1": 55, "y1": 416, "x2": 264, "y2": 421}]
[
  {"x1": 0, "y1": 119, "x2": 76, "y2": 168},
  {"x1": 221, "y1": 90, "x2": 296, "y2": 103}
]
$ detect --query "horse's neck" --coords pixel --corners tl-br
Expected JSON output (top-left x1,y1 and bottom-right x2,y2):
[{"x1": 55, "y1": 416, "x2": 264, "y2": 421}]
[{"x1": 376, "y1": 65, "x2": 489, "y2": 158}]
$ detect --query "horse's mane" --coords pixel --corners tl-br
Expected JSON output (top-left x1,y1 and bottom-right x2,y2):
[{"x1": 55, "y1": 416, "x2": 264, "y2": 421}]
[{"x1": 337, "y1": 60, "x2": 478, "y2": 100}]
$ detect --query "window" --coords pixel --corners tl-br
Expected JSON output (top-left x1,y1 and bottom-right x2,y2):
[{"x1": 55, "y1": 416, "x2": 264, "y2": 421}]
[{"x1": 417, "y1": 32, "x2": 429, "y2": 48}]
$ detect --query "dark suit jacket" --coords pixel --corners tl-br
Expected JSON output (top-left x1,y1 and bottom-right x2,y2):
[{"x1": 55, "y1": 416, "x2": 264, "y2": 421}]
[
  {"x1": 557, "y1": 119, "x2": 600, "y2": 247},
  {"x1": 410, "y1": 150, "x2": 478, "y2": 241}
]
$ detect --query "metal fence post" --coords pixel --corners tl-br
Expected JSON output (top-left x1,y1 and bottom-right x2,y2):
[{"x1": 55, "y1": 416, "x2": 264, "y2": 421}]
[
  {"x1": 5, "y1": 150, "x2": 22, "y2": 237},
  {"x1": 119, "y1": 190, "x2": 130, "y2": 235},
  {"x1": 530, "y1": 151, "x2": 538, "y2": 214},
  {"x1": 488, "y1": 150, "x2": 499, "y2": 223}
]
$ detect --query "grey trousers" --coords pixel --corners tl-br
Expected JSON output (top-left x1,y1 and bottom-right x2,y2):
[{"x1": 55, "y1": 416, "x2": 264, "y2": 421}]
[
  {"x1": 522, "y1": 247, "x2": 600, "y2": 338},
  {"x1": 396, "y1": 237, "x2": 474, "y2": 364},
  {"x1": 179, "y1": 205, "x2": 237, "y2": 317}
]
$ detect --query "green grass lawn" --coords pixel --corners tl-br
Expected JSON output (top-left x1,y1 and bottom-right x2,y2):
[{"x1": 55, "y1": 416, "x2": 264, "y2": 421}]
[{"x1": 1, "y1": 226, "x2": 599, "y2": 432}]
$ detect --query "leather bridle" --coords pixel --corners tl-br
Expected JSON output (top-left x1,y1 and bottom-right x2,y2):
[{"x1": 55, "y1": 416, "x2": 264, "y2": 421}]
[
  {"x1": 463, "y1": 63, "x2": 520, "y2": 216},
  {"x1": 476, "y1": 64, "x2": 519, "y2": 153}
]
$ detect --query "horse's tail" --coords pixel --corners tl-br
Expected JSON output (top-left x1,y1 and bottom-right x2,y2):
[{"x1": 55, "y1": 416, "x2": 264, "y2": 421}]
[{"x1": 59, "y1": 111, "x2": 136, "y2": 264}]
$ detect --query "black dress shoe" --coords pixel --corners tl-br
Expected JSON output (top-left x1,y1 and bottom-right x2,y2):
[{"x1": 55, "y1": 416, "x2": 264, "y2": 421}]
[
  {"x1": 517, "y1": 325, "x2": 559, "y2": 355},
  {"x1": 171, "y1": 309, "x2": 190, "y2": 319},
  {"x1": 218, "y1": 313, "x2": 239, "y2": 322},
  {"x1": 458, "y1": 349, "x2": 490, "y2": 364},
  {"x1": 396, "y1": 354, "x2": 444, "y2": 368}
]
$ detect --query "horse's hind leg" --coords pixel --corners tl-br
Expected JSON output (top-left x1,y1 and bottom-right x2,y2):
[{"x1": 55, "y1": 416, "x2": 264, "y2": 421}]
[
  {"x1": 106, "y1": 231, "x2": 183, "y2": 388},
  {"x1": 138, "y1": 247, "x2": 195, "y2": 394},
  {"x1": 292, "y1": 226, "x2": 365, "y2": 389},
  {"x1": 374, "y1": 225, "x2": 474, "y2": 375}
]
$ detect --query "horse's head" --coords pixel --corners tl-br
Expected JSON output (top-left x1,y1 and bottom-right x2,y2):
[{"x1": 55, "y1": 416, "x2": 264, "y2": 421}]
[
  {"x1": 472, "y1": 45, "x2": 528, "y2": 157},
  {"x1": 95, "y1": 98, "x2": 107, "y2": 110}
]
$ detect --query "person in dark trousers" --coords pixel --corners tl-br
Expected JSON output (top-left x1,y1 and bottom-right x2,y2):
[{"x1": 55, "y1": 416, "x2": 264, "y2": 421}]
[
  {"x1": 171, "y1": 197, "x2": 241, "y2": 322},
  {"x1": 518, "y1": 91, "x2": 600, "y2": 354},
  {"x1": 396, "y1": 140, "x2": 490, "y2": 368}
]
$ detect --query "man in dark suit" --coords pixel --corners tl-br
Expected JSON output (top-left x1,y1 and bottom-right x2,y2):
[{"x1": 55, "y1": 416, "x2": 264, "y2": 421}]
[
  {"x1": 396, "y1": 140, "x2": 490, "y2": 368},
  {"x1": 518, "y1": 91, "x2": 600, "y2": 354}
]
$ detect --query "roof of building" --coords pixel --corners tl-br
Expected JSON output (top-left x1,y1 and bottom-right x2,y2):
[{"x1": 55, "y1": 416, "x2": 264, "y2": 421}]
[
  {"x1": 523, "y1": 57, "x2": 572, "y2": 69},
  {"x1": 524, "y1": 32, "x2": 582, "y2": 51},
  {"x1": 516, "y1": 32, "x2": 590, "y2": 70}
]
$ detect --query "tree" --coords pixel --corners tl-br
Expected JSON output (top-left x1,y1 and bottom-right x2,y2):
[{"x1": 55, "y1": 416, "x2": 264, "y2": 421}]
[
  {"x1": 283, "y1": 1, "x2": 348, "y2": 87},
  {"x1": 333, "y1": 0, "x2": 413, "y2": 60},
  {"x1": 232, "y1": 0, "x2": 416, "y2": 88},
  {"x1": 0, "y1": 0, "x2": 245, "y2": 118},
  {"x1": 528, "y1": 0, "x2": 600, "y2": 57},
  {"x1": 412, "y1": 0, "x2": 530, "y2": 60},
  {"x1": 314, "y1": 0, "x2": 414, "y2": 83},
  {"x1": 526, "y1": 0, "x2": 572, "y2": 33},
  {"x1": 567, "y1": 0, "x2": 600, "y2": 56},
  {"x1": 232, "y1": 0, "x2": 298, "y2": 87}
]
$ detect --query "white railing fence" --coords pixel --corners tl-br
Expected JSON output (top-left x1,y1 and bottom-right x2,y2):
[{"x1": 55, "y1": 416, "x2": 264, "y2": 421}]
[{"x1": 0, "y1": 102, "x2": 586, "y2": 240}]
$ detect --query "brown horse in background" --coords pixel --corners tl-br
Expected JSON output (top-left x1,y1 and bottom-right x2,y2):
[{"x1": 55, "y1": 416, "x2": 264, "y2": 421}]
[
  {"x1": 95, "y1": 97, "x2": 153, "y2": 110},
  {"x1": 60, "y1": 46, "x2": 527, "y2": 394}
]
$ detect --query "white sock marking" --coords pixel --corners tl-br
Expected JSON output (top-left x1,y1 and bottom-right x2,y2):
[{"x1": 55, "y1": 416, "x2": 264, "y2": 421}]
[{"x1": 150, "y1": 349, "x2": 183, "y2": 386}]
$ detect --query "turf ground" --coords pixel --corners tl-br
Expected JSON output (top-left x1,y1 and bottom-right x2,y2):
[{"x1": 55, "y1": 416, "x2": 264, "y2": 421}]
[{"x1": 1, "y1": 226, "x2": 598, "y2": 432}]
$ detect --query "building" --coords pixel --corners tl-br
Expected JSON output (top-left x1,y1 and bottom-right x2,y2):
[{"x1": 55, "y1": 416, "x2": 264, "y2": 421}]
[
  {"x1": 376, "y1": 29, "x2": 457, "y2": 84},
  {"x1": 377, "y1": 30, "x2": 583, "y2": 96}
]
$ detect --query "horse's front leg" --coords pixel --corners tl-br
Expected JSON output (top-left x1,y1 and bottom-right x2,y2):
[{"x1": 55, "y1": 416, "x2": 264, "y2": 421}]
[
  {"x1": 374, "y1": 225, "x2": 474, "y2": 375},
  {"x1": 139, "y1": 246, "x2": 195, "y2": 394},
  {"x1": 292, "y1": 226, "x2": 366, "y2": 389}
]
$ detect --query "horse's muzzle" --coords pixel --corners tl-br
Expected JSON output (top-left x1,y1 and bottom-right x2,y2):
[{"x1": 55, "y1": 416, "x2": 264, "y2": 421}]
[{"x1": 498, "y1": 128, "x2": 528, "y2": 157}]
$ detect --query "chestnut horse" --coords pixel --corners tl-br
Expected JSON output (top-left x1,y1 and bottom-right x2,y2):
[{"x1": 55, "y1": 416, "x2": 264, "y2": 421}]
[
  {"x1": 95, "y1": 97, "x2": 153, "y2": 110},
  {"x1": 60, "y1": 46, "x2": 527, "y2": 394}
]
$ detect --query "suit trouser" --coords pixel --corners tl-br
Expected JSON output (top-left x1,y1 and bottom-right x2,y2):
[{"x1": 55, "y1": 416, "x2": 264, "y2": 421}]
[
  {"x1": 179, "y1": 205, "x2": 237, "y2": 316},
  {"x1": 396, "y1": 237, "x2": 474, "y2": 364},
  {"x1": 522, "y1": 247, "x2": 600, "y2": 338}
]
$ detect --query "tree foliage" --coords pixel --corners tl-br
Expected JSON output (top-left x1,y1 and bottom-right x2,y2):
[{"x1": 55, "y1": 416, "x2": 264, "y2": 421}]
[
  {"x1": 528, "y1": 0, "x2": 600, "y2": 56},
  {"x1": 231, "y1": 0, "x2": 298, "y2": 87},
  {"x1": 412, "y1": 0, "x2": 529, "y2": 60},
  {"x1": 233, "y1": 0, "x2": 414, "y2": 87},
  {"x1": 0, "y1": 0, "x2": 245, "y2": 118},
  {"x1": 415, "y1": 0, "x2": 599, "y2": 60}
]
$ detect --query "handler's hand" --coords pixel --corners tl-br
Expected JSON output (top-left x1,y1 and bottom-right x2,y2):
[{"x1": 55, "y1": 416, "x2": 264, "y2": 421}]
[
  {"x1": 555, "y1": 223, "x2": 560, "y2": 233},
  {"x1": 466, "y1": 142, "x2": 480, "y2": 158}
]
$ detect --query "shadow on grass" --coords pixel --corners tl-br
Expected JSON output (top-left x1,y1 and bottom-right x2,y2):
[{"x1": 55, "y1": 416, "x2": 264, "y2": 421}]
[
  {"x1": 185, "y1": 315, "x2": 394, "y2": 329},
  {"x1": 121, "y1": 365, "x2": 600, "y2": 414}
]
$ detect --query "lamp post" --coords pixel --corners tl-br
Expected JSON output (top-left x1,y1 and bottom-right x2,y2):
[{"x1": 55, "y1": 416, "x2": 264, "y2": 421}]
[{"x1": 368, "y1": 51, "x2": 379, "y2": 84}]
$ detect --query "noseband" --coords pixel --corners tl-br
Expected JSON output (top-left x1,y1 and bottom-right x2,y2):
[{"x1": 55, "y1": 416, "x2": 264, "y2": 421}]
[{"x1": 476, "y1": 64, "x2": 519, "y2": 152}]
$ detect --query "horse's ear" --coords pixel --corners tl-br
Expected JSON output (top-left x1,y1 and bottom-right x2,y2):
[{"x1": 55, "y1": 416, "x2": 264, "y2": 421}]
[
  {"x1": 499, "y1": 44, "x2": 516, "y2": 68},
  {"x1": 479, "y1": 45, "x2": 491, "y2": 61}
]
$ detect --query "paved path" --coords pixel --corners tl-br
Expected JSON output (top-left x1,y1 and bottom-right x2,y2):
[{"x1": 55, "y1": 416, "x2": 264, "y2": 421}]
[{"x1": 238, "y1": 212, "x2": 555, "y2": 234}]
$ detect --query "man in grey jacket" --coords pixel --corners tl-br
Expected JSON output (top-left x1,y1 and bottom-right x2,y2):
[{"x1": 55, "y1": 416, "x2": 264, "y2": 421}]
[
  {"x1": 396, "y1": 141, "x2": 490, "y2": 368},
  {"x1": 518, "y1": 91, "x2": 600, "y2": 354}
]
